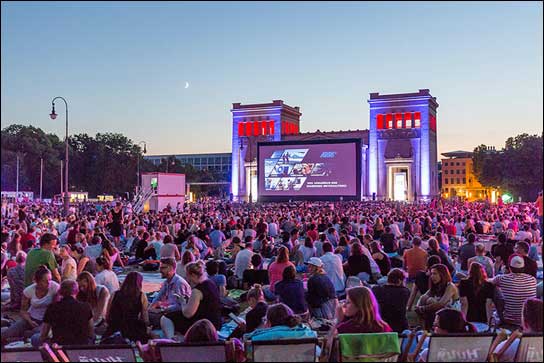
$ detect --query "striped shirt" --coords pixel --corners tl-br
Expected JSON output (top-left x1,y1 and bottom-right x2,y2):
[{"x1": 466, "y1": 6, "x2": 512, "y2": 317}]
[{"x1": 492, "y1": 273, "x2": 536, "y2": 326}]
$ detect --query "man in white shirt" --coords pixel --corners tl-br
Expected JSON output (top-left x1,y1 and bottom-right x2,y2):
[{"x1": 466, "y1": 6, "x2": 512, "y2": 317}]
[
  {"x1": 319, "y1": 242, "x2": 345, "y2": 294},
  {"x1": 234, "y1": 239, "x2": 254, "y2": 279}
]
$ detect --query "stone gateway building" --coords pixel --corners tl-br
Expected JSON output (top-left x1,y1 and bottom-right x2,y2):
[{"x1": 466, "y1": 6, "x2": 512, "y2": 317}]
[{"x1": 231, "y1": 89, "x2": 439, "y2": 202}]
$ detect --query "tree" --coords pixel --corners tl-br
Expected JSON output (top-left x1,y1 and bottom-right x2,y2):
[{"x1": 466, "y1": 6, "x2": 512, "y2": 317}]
[{"x1": 472, "y1": 133, "x2": 543, "y2": 201}]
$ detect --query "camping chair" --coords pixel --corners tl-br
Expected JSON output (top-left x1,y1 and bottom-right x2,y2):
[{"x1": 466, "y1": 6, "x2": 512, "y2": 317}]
[
  {"x1": 407, "y1": 331, "x2": 430, "y2": 362},
  {"x1": 514, "y1": 333, "x2": 543, "y2": 362},
  {"x1": 337, "y1": 332, "x2": 401, "y2": 362},
  {"x1": 1, "y1": 343, "x2": 59, "y2": 362},
  {"x1": 155, "y1": 341, "x2": 234, "y2": 362},
  {"x1": 248, "y1": 338, "x2": 318, "y2": 362},
  {"x1": 425, "y1": 333, "x2": 496, "y2": 362},
  {"x1": 52, "y1": 343, "x2": 137, "y2": 362}
]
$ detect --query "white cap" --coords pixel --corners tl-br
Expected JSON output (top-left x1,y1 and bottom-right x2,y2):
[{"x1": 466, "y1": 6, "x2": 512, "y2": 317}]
[
  {"x1": 305, "y1": 257, "x2": 323, "y2": 268},
  {"x1": 510, "y1": 255, "x2": 525, "y2": 269}
]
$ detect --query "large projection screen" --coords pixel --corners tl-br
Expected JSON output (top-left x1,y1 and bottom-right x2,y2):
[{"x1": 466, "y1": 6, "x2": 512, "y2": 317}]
[{"x1": 258, "y1": 139, "x2": 361, "y2": 202}]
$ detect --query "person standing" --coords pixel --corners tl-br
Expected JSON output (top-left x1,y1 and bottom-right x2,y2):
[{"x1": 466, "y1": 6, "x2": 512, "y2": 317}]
[{"x1": 108, "y1": 201, "x2": 124, "y2": 247}]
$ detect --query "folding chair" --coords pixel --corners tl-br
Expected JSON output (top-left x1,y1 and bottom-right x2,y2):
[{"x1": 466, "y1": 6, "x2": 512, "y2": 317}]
[
  {"x1": 337, "y1": 332, "x2": 401, "y2": 362},
  {"x1": 398, "y1": 332, "x2": 414, "y2": 362},
  {"x1": 53, "y1": 343, "x2": 137, "y2": 362},
  {"x1": 425, "y1": 333, "x2": 496, "y2": 362},
  {"x1": 1, "y1": 344, "x2": 55, "y2": 362},
  {"x1": 155, "y1": 341, "x2": 234, "y2": 362},
  {"x1": 514, "y1": 333, "x2": 543, "y2": 362},
  {"x1": 250, "y1": 338, "x2": 318, "y2": 362}
]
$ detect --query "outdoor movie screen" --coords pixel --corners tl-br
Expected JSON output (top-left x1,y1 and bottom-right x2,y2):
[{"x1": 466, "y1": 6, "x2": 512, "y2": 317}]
[{"x1": 258, "y1": 139, "x2": 360, "y2": 200}]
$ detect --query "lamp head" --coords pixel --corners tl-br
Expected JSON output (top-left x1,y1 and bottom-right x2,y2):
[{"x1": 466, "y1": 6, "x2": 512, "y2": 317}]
[
  {"x1": 49, "y1": 104, "x2": 57, "y2": 120},
  {"x1": 143, "y1": 145, "x2": 147, "y2": 154}
]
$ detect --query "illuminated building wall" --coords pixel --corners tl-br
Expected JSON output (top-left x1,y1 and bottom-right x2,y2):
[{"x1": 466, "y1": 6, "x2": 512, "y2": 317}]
[
  {"x1": 368, "y1": 89, "x2": 439, "y2": 200},
  {"x1": 231, "y1": 100, "x2": 301, "y2": 201}
]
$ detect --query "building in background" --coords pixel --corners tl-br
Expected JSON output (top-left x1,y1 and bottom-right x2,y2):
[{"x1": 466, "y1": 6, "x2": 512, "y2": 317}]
[
  {"x1": 441, "y1": 150, "x2": 499, "y2": 202},
  {"x1": 231, "y1": 89, "x2": 440, "y2": 202},
  {"x1": 144, "y1": 153, "x2": 232, "y2": 176}
]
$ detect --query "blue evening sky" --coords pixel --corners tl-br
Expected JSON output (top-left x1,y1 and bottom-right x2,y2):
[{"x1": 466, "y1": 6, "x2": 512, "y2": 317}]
[{"x1": 1, "y1": 1, "x2": 542, "y2": 156}]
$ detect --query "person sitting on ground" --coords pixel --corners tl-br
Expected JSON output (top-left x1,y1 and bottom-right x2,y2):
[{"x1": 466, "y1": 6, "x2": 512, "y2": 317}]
[
  {"x1": 1, "y1": 265, "x2": 59, "y2": 345},
  {"x1": 305, "y1": 257, "x2": 337, "y2": 319},
  {"x1": 372, "y1": 268, "x2": 410, "y2": 333},
  {"x1": 242, "y1": 253, "x2": 269, "y2": 290},
  {"x1": 467, "y1": 243, "x2": 495, "y2": 278},
  {"x1": 343, "y1": 241, "x2": 372, "y2": 281},
  {"x1": 244, "y1": 284, "x2": 268, "y2": 334},
  {"x1": 76, "y1": 271, "x2": 110, "y2": 335},
  {"x1": 459, "y1": 262, "x2": 495, "y2": 324},
  {"x1": 274, "y1": 265, "x2": 307, "y2": 314},
  {"x1": 508, "y1": 241, "x2": 537, "y2": 278},
  {"x1": 176, "y1": 250, "x2": 195, "y2": 280},
  {"x1": 136, "y1": 232, "x2": 156, "y2": 261},
  {"x1": 234, "y1": 239, "x2": 254, "y2": 281},
  {"x1": 38, "y1": 279, "x2": 93, "y2": 346},
  {"x1": 244, "y1": 303, "x2": 317, "y2": 342},
  {"x1": 370, "y1": 241, "x2": 391, "y2": 278},
  {"x1": 320, "y1": 242, "x2": 346, "y2": 295},
  {"x1": 105, "y1": 271, "x2": 150, "y2": 343},
  {"x1": 493, "y1": 298, "x2": 543, "y2": 362},
  {"x1": 458, "y1": 233, "x2": 477, "y2": 272},
  {"x1": 489, "y1": 255, "x2": 536, "y2": 329},
  {"x1": 160, "y1": 234, "x2": 180, "y2": 261},
  {"x1": 266, "y1": 246, "x2": 295, "y2": 298},
  {"x1": 403, "y1": 237, "x2": 428, "y2": 280},
  {"x1": 380, "y1": 226, "x2": 398, "y2": 254},
  {"x1": 161, "y1": 260, "x2": 222, "y2": 338},
  {"x1": 426, "y1": 238, "x2": 455, "y2": 276},
  {"x1": 94, "y1": 255, "x2": 120, "y2": 295},
  {"x1": 149, "y1": 258, "x2": 192, "y2": 328},
  {"x1": 24, "y1": 233, "x2": 61, "y2": 287},
  {"x1": 416, "y1": 308, "x2": 477, "y2": 362},
  {"x1": 58, "y1": 245, "x2": 77, "y2": 281},
  {"x1": 206, "y1": 260, "x2": 228, "y2": 297},
  {"x1": 6, "y1": 251, "x2": 26, "y2": 310},
  {"x1": 296, "y1": 237, "x2": 317, "y2": 268},
  {"x1": 334, "y1": 286, "x2": 392, "y2": 334},
  {"x1": 415, "y1": 264, "x2": 460, "y2": 330},
  {"x1": 71, "y1": 245, "x2": 96, "y2": 276}
]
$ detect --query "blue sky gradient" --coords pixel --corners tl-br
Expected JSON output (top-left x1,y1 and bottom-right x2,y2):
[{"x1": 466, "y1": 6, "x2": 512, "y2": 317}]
[{"x1": 2, "y1": 1, "x2": 542, "y2": 156}]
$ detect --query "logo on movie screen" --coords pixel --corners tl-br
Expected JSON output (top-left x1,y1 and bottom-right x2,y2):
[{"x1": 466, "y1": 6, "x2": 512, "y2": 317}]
[{"x1": 320, "y1": 152, "x2": 337, "y2": 158}]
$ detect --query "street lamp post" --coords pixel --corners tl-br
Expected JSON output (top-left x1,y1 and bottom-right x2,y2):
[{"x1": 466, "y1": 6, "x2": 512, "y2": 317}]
[
  {"x1": 49, "y1": 97, "x2": 69, "y2": 216},
  {"x1": 136, "y1": 141, "x2": 147, "y2": 193}
]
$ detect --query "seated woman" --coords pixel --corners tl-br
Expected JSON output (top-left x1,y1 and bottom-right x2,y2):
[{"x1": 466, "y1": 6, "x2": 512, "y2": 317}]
[
  {"x1": 305, "y1": 257, "x2": 337, "y2": 319},
  {"x1": 275, "y1": 265, "x2": 307, "y2": 314},
  {"x1": 459, "y1": 262, "x2": 495, "y2": 325},
  {"x1": 161, "y1": 261, "x2": 222, "y2": 338},
  {"x1": 493, "y1": 298, "x2": 543, "y2": 362},
  {"x1": 176, "y1": 250, "x2": 195, "y2": 280},
  {"x1": 76, "y1": 271, "x2": 110, "y2": 335},
  {"x1": 206, "y1": 260, "x2": 228, "y2": 297},
  {"x1": 335, "y1": 286, "x2": 392, "y2": 334},
  {"x1": 1, "y1": 265, "x2": 59, "y2": 345},
  {"x1": 71, "y1": 245, "x2": 96, "y2": 276},
  {"x1": 415, "y1": 264, "x2": 460, "y2": 330},
  {"x1": 416, "y1": 308, "x2": 477, "y2": 362},
  {"x1": 245, "y1": 284, "x2": 268, "y2": 334},
  {"x1": 104, "y1": 271, "x2": 150, "y2": 343},
  {"x1": 407, "y1": 255, "x2": 441, "y2": 311},
  {"x1": 370, "y1": 241, "x2": 391, "y2": 278},
  {"x1": 427, "y1": 238, "x2": 455, "y2": 276},
  {"x1": 343, "y1": 242, "x2": 372, "y2": 281},
  {"x1": 243, "y1": 254, "x2": 269, "y2": 290}
]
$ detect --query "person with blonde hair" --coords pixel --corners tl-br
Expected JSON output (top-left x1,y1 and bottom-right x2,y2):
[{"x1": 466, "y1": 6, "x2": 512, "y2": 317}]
[
  {"x1": 335, "y1": 286, "x2": 392, "y2": 334},
  {"x1": 161, "y1": 260, "x2": 221, "y2": 338}
]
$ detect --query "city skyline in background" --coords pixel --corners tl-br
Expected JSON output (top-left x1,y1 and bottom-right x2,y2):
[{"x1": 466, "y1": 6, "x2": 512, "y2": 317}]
[{"x1": 1, "y1": 1, "x2": 542, "y2": 156}]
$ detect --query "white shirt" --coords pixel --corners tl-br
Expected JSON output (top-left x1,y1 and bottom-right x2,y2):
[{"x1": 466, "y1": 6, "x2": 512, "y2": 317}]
[
  {"x1": 234, "y1": 248, "x2": 253, "y2": 279},
  {"x1": 23, "y1": 281, "x2": 60, "y2": 321},
  {"x1": 320, "y1": 252, "x2": 345, "y2": 292},
  {"x1": 61, "y1": 256, "x2": 77, "y2": 281},
  {"x1": 95, "y1": 269, "x2": 120, "y2": 295}
]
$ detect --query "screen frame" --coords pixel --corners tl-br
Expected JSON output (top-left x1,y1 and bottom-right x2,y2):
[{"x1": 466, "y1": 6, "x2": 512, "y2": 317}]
[{"x1": 257, "y1": 138, "x2": 362, "y2": 202}]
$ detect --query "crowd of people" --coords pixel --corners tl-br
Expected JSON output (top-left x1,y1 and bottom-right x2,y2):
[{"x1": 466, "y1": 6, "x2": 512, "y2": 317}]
[{"x1": 1, "y1": 193, "x2": 542, "y2": 361}]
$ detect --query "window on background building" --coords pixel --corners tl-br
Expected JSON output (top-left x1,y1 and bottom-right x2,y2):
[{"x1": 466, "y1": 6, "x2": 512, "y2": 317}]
[
  {"x1": 445, "y1": 179, "x2": 449, "y2": 184},
  {"x1": 445, "y1": 188, "x2": 449, "y2": 193},
  {"x1": 451, "y1": 178, "x2": 454, "y2": 184},
  {"x1": 396, "y1": 114, "x2": 403, "y2": 128},
  {"x1": 456, "y1": 162, "x2": 460, "y2": 166},
  {"x1": 456, "y1": 170, "x2": 460, "y2": 174},
  {"x1": 414, "y1": 112, "x2": 421, "y2": 128},
  {"x1": 445, "y1": 170, "x2": 448, "y2": 174},
  {"x1": 462, "y1": 162, "x2": 465, "y2": 165},
  {"x1": 457, "y1": 178, "x2": 461, "y2": 184},
  {"x1": 405, "y1": 112, "x2": 412, "y2": 128},
  {"x1": 386, "y1": 114, "x2": 393, "y2": 129},
  {"x1": 444, "y1": 162, "x2": 448, "y2": 166},
  {"x1": 461, "y1": 169, "x2": 465, "y2": 174},
  {"x1": 469, "y1": 178, "x2": 472, "y2": 183},
  {"x1": 463, "y1": 178, "x2": 466, "y2": 184}
]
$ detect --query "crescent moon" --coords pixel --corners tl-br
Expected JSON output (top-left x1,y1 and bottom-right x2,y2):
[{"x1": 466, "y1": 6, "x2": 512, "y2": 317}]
[{"x1": 185, "y1": 82, "x2": 189, "y2": 89}]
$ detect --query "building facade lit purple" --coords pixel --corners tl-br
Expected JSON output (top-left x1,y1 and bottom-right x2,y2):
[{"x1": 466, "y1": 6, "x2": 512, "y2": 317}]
[{"x1": 231, "y1": 89, "x2": 439, "y2": 202}]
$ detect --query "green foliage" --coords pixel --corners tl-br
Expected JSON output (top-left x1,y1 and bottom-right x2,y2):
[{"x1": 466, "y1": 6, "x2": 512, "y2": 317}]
[
  {"x1": 1, "y1": 125, "x2": 228, "y2": 198},
  {"x1": 472, "y1": 133, "x2": 543, "y2": 201}
]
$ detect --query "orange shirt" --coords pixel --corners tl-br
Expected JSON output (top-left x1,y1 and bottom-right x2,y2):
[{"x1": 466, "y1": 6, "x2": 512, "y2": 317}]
[
  {"x1": 536, "y1": 195, "x2": 543, "y2": 216},
  {"x1": 403, "y1": 247, "x2": 428, "y2": 278}
]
